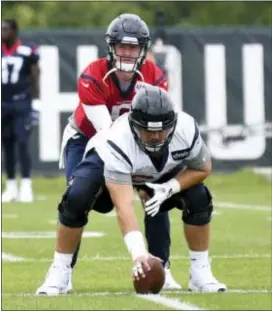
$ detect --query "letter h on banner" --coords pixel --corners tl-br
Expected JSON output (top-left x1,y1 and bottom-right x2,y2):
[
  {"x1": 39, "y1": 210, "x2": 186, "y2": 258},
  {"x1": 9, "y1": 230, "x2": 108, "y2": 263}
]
[{"x1": 33, "y1": 46, "x2": 98, "y2": 162}]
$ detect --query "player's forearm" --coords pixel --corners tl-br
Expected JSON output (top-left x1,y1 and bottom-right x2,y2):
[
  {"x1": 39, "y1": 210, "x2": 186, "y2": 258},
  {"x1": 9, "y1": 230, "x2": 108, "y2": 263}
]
[
  {"x1": 116, "y1": 208, "x2": 147, "y2": 260},
  {"x1": 105, "y1": 180, "x2": 137, "y2": 233},
  {"x1": 175, "y1": 166, "x2": 211, "y2": 191},
  {"x1": 173, "y1": 149, "x2": 212, "y2": 191},
  {"x1": 115, "y1": 201, "x2": 140, "y2": 236},
  {"x1": 82, "y1": 104, "x2": 112, "y2": 132},
  {"x1": 105, "y1": 180, "x2": 147, "y2": 259},
  {"x1": 162, "y1": 160, "x2": 211, "y2": 195}
]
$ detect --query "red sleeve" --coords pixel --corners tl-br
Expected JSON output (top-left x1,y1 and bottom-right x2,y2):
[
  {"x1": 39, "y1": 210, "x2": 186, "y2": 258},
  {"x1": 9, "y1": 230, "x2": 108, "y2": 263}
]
[
  {"x1": 78, "y1": 64, "x2": 106, "y2": 105},
  {"x1": 153, "y1": 64, "x2": 168, "y2": 91}
]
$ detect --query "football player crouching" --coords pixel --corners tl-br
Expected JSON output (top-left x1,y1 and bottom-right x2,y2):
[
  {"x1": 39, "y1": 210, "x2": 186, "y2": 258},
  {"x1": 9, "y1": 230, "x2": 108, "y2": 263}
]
[{"x1": 36, "y1": 85, "x2": 227, "y2": 295}]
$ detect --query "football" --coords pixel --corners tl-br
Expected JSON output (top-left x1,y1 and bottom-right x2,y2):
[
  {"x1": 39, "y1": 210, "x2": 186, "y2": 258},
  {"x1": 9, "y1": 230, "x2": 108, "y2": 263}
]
[{"x1": 133, "y1": 258, "x2": 165, "y2": 294}]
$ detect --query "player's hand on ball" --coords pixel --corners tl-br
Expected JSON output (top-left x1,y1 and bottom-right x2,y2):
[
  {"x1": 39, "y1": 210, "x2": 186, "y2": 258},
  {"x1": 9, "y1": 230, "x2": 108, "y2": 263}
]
[{"x1": 132, "y1": 254, "x2": 163, "y2": 281}]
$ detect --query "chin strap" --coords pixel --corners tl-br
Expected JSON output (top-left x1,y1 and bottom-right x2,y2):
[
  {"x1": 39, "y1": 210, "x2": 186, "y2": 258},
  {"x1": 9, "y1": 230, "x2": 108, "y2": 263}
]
[
  {"x1": 102, "y1": 66, "x2": 145, "y2": 85},
  {"x1": 102, "y1": 67, "x2": 117, "y2": 84},
  {"x1": 135, "y1": 70, "x2": 144, "y2": 81}
]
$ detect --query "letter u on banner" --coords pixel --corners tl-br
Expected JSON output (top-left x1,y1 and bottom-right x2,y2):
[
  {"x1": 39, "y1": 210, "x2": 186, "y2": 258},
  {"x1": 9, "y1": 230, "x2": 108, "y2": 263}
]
[{"x1": 204, "y1": 44, "x2": 266, "y2": 160}]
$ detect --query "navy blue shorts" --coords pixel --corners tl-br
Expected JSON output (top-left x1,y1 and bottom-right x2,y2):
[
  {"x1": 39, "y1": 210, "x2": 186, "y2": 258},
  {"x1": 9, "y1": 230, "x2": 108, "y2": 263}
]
[
  {"x1": 72, "y1": 148, "x2": 114, "y2": 214},
  {"x1": 2, "y1": 100, "x2": 32, "y2": 142},
  {"x1": 65, "y1": 132, "x2": 89, "y2": 181}
]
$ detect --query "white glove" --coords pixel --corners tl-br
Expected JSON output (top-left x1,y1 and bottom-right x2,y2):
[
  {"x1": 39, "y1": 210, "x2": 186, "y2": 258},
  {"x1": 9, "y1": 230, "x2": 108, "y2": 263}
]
[{"x1": 144, "y1": 179, "x2": 180, "y2": 217}]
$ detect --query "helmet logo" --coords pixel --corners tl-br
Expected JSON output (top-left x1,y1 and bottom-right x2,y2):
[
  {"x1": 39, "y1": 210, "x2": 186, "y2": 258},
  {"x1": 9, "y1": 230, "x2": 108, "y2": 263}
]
[
  {"x1": 121, "y1": 36, "x2": 138, "y2": 44},
  {"x1": 135, "y1": 81, "x2": 151, "y2": 92},
  {"x1": 147, "y1": 122, "x2": 163, "y2": 131}
]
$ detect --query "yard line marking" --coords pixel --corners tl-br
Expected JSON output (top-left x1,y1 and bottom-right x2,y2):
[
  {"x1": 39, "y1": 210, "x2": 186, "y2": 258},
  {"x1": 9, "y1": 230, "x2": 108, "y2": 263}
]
[
  {"x1": 2, "y1": 231, "x2": 105, "y2": 239},
  {"x1": 212, "y1": 211, "x2": 222, "y2": 216},
  {"x1": 167, "y1": 289, "x2": 272, "y2": 294},
  {"x1": 2, "y1": 253, "x2": 270, "y2": 263},
  {"x1": 2, "y1": 213, "x2": 18, "y2": 219},
  {"x1": 78, "y1": 253, "x2": 271, "y2": 261},
  {"x1": 138, "y1": 294, "x2": 204, "y2": 310},
  {"x1": 2, "y1": 253, "x2": 25, "y2": 262},
  {"x1": 1, "y1": 289, "x2": 271, "y2": 297},
  {"x1": 36, "y1": 195, "x2": 47, "y2": 201},
  {"x1": 223, "y1": 289, "x2": 272, "y2": 294},
  {"x1": 215, "y1": 201, "x2": 271, "y2": 211}
]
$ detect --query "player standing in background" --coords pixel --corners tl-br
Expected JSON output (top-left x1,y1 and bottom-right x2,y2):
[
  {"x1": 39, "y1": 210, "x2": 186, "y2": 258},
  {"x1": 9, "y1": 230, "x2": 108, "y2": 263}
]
[
  {"x1": 58, "y1": 13, "x2": 180, "y2": 290},
  {"x1": 36, "y1": 86, "x2": 227, "y2": 295},
  {"x1": 1, "y1": 19, "x2": 40, "y2": 203}
]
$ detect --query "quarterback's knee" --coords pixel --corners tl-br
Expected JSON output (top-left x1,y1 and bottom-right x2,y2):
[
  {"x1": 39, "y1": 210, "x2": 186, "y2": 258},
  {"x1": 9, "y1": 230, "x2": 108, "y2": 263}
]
[
  {"x1": 58, "y1": 177, "x2": 100, "y2": 228},
  {"x1": 182, "y1": 185, "x2": 213, "y2": 226}
]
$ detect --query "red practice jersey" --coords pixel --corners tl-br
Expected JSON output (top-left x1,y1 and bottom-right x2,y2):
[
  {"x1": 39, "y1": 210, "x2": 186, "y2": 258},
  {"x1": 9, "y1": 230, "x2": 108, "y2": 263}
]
[{"x1": 73, "y1": 58, "x2": 168, "y2": 138}]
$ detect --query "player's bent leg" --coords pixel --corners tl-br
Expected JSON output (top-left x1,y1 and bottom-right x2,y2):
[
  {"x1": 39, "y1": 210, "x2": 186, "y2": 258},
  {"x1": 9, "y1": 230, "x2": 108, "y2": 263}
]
[
  {"x1": 36, "y1": 151, "x2": 106, "y2": 296},
  {"x1": 144, "y1": 213, "x2": 170, "y2": 266},
  {"x1": 63, "y1": 133, "x2": 89, "y2": 290},
  {"x1": 181, "y1": 184, "x2": 227, "y2": 292},
  {"x1": 144, "y1": 212, "x2": 181, "y2": 290},
  {"x1": 138, "y1": 185, "x2": 181, "y2": 290},
  {"x1": 68, "y1": 186, "x2": 113, "y2": 290},
  {"x1": 65, "y1": 133, "x2": 89, "y2": 182},
  {"x1": 91, "y1": 183, "x2": 114, "y2": 214},
  {"x1": 36, "y1": 177, "x2": 102, "y2": 296}
]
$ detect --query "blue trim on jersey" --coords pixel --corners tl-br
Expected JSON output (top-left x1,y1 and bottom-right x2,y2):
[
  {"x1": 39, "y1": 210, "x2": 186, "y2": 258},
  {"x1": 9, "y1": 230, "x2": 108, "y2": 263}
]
[
  {"x1": 154, "y1": 73, "x2": 166, "y2": 86},
  {"x1": 171, "y1": 120, "x2": 200, "y2": 160},
  {"x1": 107, "y1": 140, "x2": 133, "y2": 168},
  {"x1": 80, "y1": 74, "x2": 104, "y2": 93},
  {"x1": 190, "y1": 120, "x2": 200, "y2": 150}
]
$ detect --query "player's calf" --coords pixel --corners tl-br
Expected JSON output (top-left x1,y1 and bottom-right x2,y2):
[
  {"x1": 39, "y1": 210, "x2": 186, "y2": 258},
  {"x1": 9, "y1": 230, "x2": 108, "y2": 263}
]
[{"x1": 179, "y1": 184, "x2": 227, "y2": 292}]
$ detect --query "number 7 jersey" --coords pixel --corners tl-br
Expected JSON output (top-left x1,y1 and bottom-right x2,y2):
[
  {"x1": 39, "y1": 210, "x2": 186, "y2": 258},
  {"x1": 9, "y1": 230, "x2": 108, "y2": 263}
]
[
  {"x1": 1, "y1": 40, "x2": 39, "y2": 102},
  {"x1": 72, "y1": 57, "x2": 168, "y2": 139}
]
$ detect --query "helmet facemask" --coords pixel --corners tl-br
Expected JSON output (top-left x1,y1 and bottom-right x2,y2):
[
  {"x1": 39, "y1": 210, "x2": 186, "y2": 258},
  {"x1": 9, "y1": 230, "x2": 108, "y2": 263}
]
[
  {"x1": 106, "y1": 37, "x2": 149, "y2": 73},
  {"x1": 129, "y1": 112, "x2": 177, "y2": 155},
  {"x1": 105, "y1": 14, "x2": 151, "y2": 76}
]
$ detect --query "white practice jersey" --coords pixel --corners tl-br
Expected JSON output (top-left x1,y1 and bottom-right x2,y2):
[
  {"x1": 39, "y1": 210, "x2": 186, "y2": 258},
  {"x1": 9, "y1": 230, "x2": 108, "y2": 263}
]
[{"x1": 85, "y1": 111, "x2": 208, "y2": 185}]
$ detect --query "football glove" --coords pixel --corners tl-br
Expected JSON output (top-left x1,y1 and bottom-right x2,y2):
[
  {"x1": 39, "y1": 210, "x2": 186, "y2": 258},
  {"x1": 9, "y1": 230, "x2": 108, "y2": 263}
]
[{"x1": 144, "y1": 179, "x2": 180, "y2": 217}]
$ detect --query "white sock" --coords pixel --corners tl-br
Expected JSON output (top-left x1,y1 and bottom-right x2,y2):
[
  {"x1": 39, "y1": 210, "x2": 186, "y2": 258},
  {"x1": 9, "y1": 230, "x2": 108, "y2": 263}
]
[
  {"x1": 6, "y1": 179, "x2": 17, "y2": 190},
  {"x1": 189, "y1": 250, "x2": 209, "y2": 268},
  {"x1": 21, "y1": 178, "x2": 32, "y2": 187},
  {"x1": 53, "y1": 251, "x2": 73, "y2": 267}
]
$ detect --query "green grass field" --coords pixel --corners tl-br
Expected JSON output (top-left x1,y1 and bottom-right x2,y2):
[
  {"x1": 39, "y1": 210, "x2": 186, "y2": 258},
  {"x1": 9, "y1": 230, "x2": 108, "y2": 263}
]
[{"x1": 2, "y1": 169, "x2": 272, "y2": 310}]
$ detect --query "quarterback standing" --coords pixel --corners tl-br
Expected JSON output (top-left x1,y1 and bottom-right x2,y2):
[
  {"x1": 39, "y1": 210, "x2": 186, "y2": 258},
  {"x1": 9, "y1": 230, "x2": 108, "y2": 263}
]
[{"x1": 59, "y1": 13, "x2": 179, "y2": 290}]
